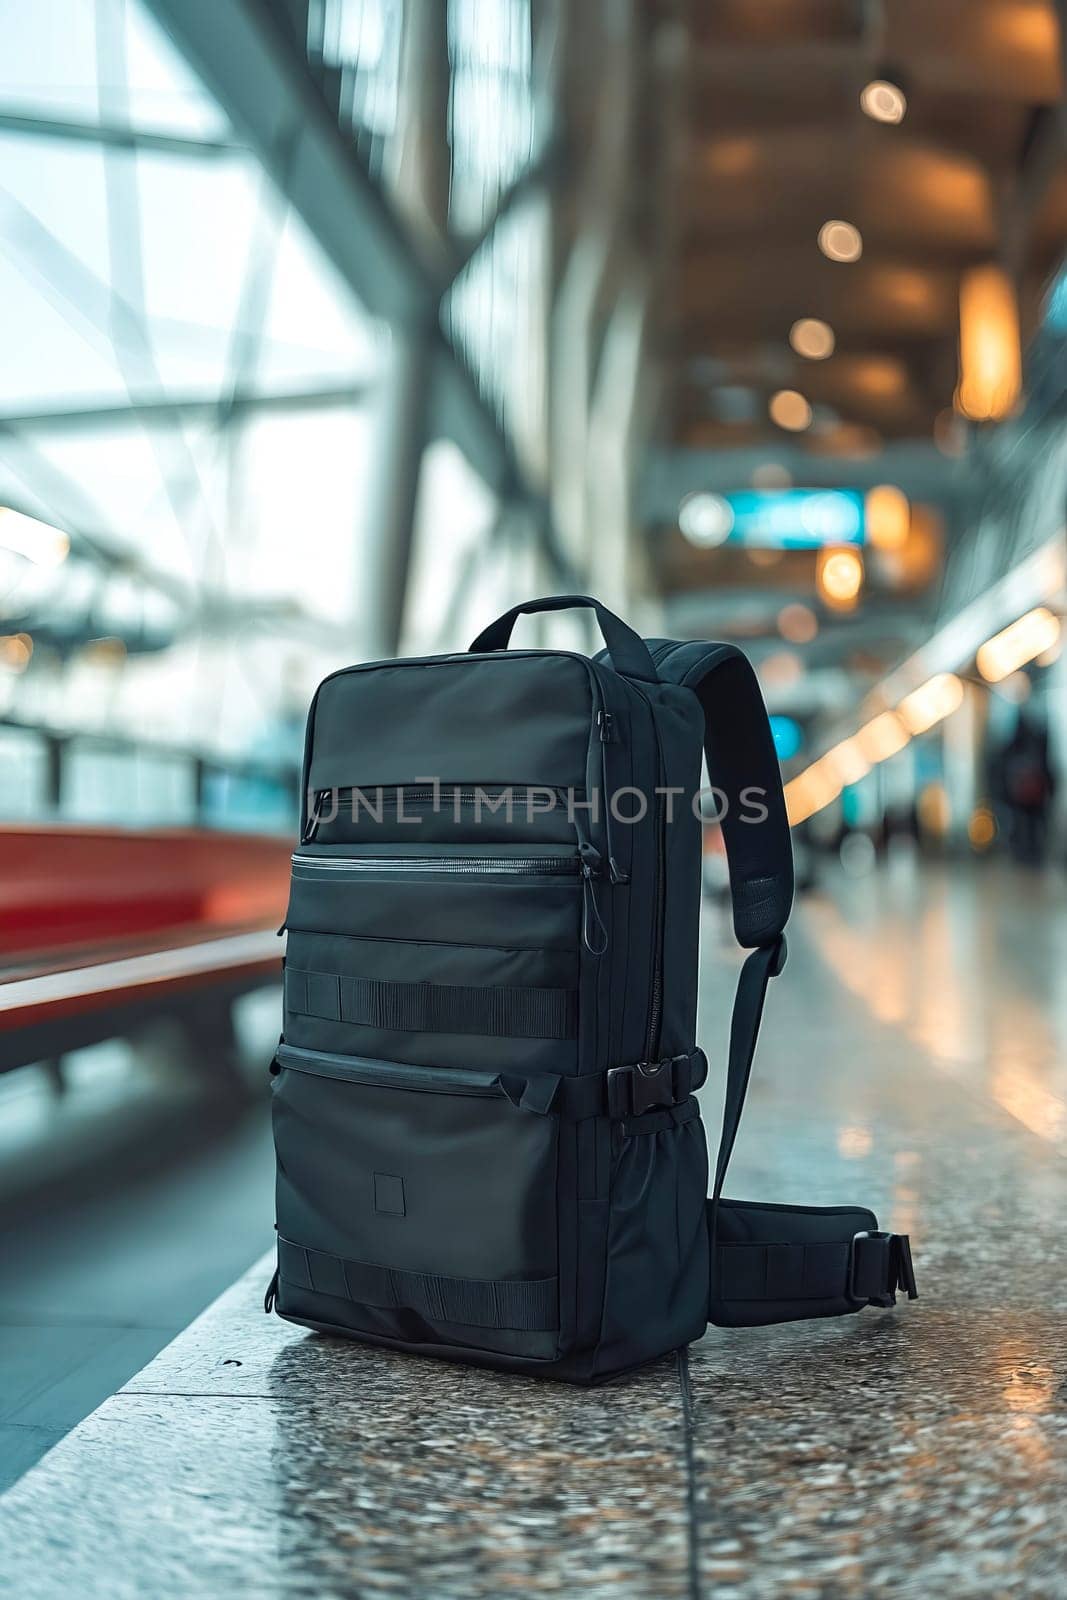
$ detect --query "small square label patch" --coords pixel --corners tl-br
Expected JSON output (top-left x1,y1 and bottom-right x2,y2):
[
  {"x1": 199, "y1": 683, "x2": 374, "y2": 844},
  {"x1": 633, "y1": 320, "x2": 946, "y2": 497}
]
[{"x1": 374, "y1": 1172, "x2": 406, "y2": 1216}]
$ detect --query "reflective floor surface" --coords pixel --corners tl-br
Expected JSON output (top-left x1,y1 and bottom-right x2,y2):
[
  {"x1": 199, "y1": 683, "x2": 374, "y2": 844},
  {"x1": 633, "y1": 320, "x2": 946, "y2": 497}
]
[{"x1": 0, "y1": 859, "x2": 1065, "y2": 1598}]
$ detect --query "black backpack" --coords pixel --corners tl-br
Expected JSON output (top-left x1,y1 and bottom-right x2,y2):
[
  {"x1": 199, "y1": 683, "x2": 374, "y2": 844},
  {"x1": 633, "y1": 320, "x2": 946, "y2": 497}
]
[{"x1": 265, "y1": 595, "x2": 916, "y2": 1382}]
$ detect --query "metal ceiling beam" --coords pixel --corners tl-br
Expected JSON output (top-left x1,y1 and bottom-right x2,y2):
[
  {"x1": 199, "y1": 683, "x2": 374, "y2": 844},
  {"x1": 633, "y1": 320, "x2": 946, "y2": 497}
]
[
  {"x1": 144, "y1": 0, "x2": 520, "y2": 496},
  {"x1": 0, "y1": 382, "x2": 376, "y2": 436},
  {"x1": 0, "y1": 109, "x2": 241, "y2": 159}
]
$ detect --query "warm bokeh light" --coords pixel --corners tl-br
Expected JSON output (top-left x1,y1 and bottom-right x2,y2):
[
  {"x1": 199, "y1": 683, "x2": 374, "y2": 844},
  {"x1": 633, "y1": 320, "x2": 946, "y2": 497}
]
[
  {"x1": 968, "y1": 806, "x2": 997, "y2": 851},
  {"x1": 897, "y1": 673, "x2": 964, "y2": 735},
  {"x1": 866, "y1": 485, "x2": 911, "y2": 551},
  {"x1": 825, "y1": 737, "x2": 871, "y2": 787},
  {"x1": 860, "y1": 79, "x2": 907, "y2": 125},
  {"x1": 856, "y1": 711, "x2": 910, "y2": 763},
  {"x1": 789, "y1": 318, "x2": 835, "y2": 360},
  {"x1": 704, "y1": 136, "x2": 760, "y2": 178},
  {"x1": 976, "y1": 607, "x2": 1061, "y2": 682},
  {"x1": 785, "y1": 704, "x2": 914, "y2": 825},
  {"x1": 851, "y1": 356, "x2": 909, "y2": 400},
  {"x1": 769, "y1": 389, "x2": 812, "y2": 431},
  {"x1": 957, "y1": 264, "x2": 1023, "y2": 422},
  {"x1": 678, "y1": 491, "x2": 734, "y2": 547},
  {"x1": 0, "y1": 632, "x2": 33, "y2": 673},
  {"x1": 0, "y1": 508, "x2": 71, "y2": 567},
  {"x1": 917, "y1": 781, "x2": 951, "y2": 838},
  {"x1": 817, "y1": 546, "x2": 864, "y2": 608},
  {"x1": 817, "y1": 219, "x2": 863, "y2": 263},
  {"x1": 759, "y1": 649, "x2": 803, "y2": 689},
  {"x1": 778, "y1": 602, "x2": 818, "y2": 644},
  {"x1": 784, "y1": 757, "x2": 843, "y2": 826}
]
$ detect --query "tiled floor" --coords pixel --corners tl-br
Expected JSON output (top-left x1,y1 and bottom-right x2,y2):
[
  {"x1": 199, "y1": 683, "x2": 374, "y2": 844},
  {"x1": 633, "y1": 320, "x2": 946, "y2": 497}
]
[
  {"x1": 0, "y1": 1016, "x2": 278, "y2": 1491},
  {"x1": 1, "y1": 861, "x2": 1065, "y2": 1598}
]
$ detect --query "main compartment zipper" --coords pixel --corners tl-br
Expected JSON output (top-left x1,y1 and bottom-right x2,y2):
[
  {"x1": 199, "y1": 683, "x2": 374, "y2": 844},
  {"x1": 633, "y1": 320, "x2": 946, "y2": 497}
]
[
  {"x1": 291, "y1": 853, "x2": 578, "y2": 876},
  {"x1": 625, "y1": 683, "x2": 667, "y2": 1060}
]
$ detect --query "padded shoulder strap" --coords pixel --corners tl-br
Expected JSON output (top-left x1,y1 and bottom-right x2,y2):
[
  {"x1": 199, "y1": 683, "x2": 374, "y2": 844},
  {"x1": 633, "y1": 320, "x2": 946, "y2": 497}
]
[
  {"x1": 640, "y1": 636, "x2": 917, "y2": 1328},
  {"x1": 644, "y1": 639, "x2": 793, "y2": 947}
]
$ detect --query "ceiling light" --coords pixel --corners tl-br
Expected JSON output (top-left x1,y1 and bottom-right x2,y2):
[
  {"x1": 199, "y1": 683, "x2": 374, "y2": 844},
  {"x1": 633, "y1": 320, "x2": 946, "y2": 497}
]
[
  {"x1": 976, "y1": 608, "x2": 1061, "y2": 683},
  {"x1": 860, "y1": 79, "x2": 907, "y2": 125},
  {"x1": 784, "y1": 759, "x2": 842, "y2": 826},
  {"x1": 789, "y1": 318, "x2": 835, "y2": 360},
  {"x1": 769, "y1": 389, "x2": 812, "y2": 431},
  {"x1": 957, "y1": 264, "x2": 1023, "y2": 422},
  {"x1": 0, "y1": 508, "x2": 71, "y2": 567},
  {"x1": 818, "y1": 220, "x2": 863, "y2": 263},
  {"x1": 896, "y1": 673, "x2": 964, "y2": 734},
  {"x1": 856, "y1": 711, "x2": 910, "y2": 763},
  {"x1": 817, "y1": 546, "x2": 864, "y2": 608},
  {"x1": 825, "y1": 738, "x2": 871, "y2": 787},
  {"x1": 866, "y1": 485, "x2": 910, "y2": 551},
  {"x1": 678, "y1": 492, "x2": 734, "y2": 547}
]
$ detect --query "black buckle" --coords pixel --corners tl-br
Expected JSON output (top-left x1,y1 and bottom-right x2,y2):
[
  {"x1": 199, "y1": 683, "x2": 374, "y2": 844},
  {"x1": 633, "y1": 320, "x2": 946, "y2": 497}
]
[
  {"x1": 606, "y1": 1048, "x2": 708, "y2": 1118},
  {"x1": 849, "y1": 1231, "x2": 918, "y2": 1308},
  {"x1": 891, "y1": 1233, "x2": 918, "y2": 1301}
]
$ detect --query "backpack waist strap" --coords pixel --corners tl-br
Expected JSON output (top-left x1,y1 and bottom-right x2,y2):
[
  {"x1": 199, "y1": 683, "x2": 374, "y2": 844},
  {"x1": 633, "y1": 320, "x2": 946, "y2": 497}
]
[{"x1": 708, "y1": 1199, "x2": 917, "y2": 1327}]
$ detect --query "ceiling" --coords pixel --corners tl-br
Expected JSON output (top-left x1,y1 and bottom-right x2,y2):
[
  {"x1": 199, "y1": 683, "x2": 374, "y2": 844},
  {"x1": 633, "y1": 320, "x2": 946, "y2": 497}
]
[{"x1": 647, "y1": 0, "x2": 1067, "y2": 682}]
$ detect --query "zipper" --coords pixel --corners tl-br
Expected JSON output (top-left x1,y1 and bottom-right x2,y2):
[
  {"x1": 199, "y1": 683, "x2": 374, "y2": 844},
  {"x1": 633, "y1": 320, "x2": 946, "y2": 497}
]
[
  {"x1": 274, "y1": 1043, "x2": 506, "y2": 1098},
  {"x1": 626, "y1": 683, "x2": 667, "y2": 1061},
  {"x1": 291, "y1": 852, "x2": 579, "y2": 877}
]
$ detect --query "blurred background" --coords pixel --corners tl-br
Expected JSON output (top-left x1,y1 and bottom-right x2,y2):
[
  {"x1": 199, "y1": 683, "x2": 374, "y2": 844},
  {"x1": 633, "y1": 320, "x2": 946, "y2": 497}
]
[{"x1": 1, "y1": 0, "x2": 1065, "y2": 1488}]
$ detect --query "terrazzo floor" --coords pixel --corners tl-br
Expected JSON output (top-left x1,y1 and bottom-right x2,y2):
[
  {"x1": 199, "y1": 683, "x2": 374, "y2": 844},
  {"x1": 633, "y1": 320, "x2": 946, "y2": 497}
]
[{"x1": 1, "y1": 859, "x2": 1065, "y2": 1598}]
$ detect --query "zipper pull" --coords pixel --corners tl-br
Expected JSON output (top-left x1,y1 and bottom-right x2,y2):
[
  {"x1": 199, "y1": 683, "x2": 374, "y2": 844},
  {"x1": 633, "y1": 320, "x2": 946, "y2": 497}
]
[
  {"x1": 596, "y1": 709, "x2": 629, "y2": 882},
  {"x1": 303, "y1": 790, "x2": 325, "y2": 843},
  {"x1": 263, "y1": 1267, "x2": 279, "y2": 1315},
  {"x1": 579, "y1": 847, "x2": 609, "y2": 956}
]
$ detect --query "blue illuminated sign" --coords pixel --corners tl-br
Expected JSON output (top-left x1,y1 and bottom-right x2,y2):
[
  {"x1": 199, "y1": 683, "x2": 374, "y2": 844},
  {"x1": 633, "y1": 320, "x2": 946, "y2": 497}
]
[{"x1": 725, "y1": 489, "x2": 865, "y2": 548}]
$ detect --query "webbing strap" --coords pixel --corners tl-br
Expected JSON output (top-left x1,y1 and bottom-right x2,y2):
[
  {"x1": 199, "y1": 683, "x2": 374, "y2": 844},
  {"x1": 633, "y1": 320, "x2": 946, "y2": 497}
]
[
  {"x1": 285, "y1": 968, "x2": 577, "y2": 1040},
  {"x1": 708, "y1": 1199, "x2": 917, "y2": 1326},
  {"x1": 712, "y1": 938, "x2": 785, "y2": 1204},
  {"x1": 647, "y1": 639, "x2": 794, "y2": 949},
  {"x1": 277, "y1": 1236, "x2": 558, "y2": 1331}
]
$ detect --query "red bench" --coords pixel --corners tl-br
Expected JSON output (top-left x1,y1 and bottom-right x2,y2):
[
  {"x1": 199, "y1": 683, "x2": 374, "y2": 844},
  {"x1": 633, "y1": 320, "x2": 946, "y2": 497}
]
[{"x1": 0, "y1": 826, "x2": 290, "y2": 1076}]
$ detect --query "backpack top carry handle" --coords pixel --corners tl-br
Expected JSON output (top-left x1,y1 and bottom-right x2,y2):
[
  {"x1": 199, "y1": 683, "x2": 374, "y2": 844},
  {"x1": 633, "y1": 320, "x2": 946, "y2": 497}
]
[{"x1": 470, "y1": 594, "x2": 660, "y2": 684}]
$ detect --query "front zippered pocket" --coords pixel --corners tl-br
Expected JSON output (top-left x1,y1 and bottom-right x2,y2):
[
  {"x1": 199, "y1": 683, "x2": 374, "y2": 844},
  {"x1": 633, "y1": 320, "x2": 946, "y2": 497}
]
[
  {"x1": 286, "y1": 844, "x2": 607, "y2": 958},
  {"x1": 271, "y1": 1045, "x2": 561, "y2": 1358}
]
